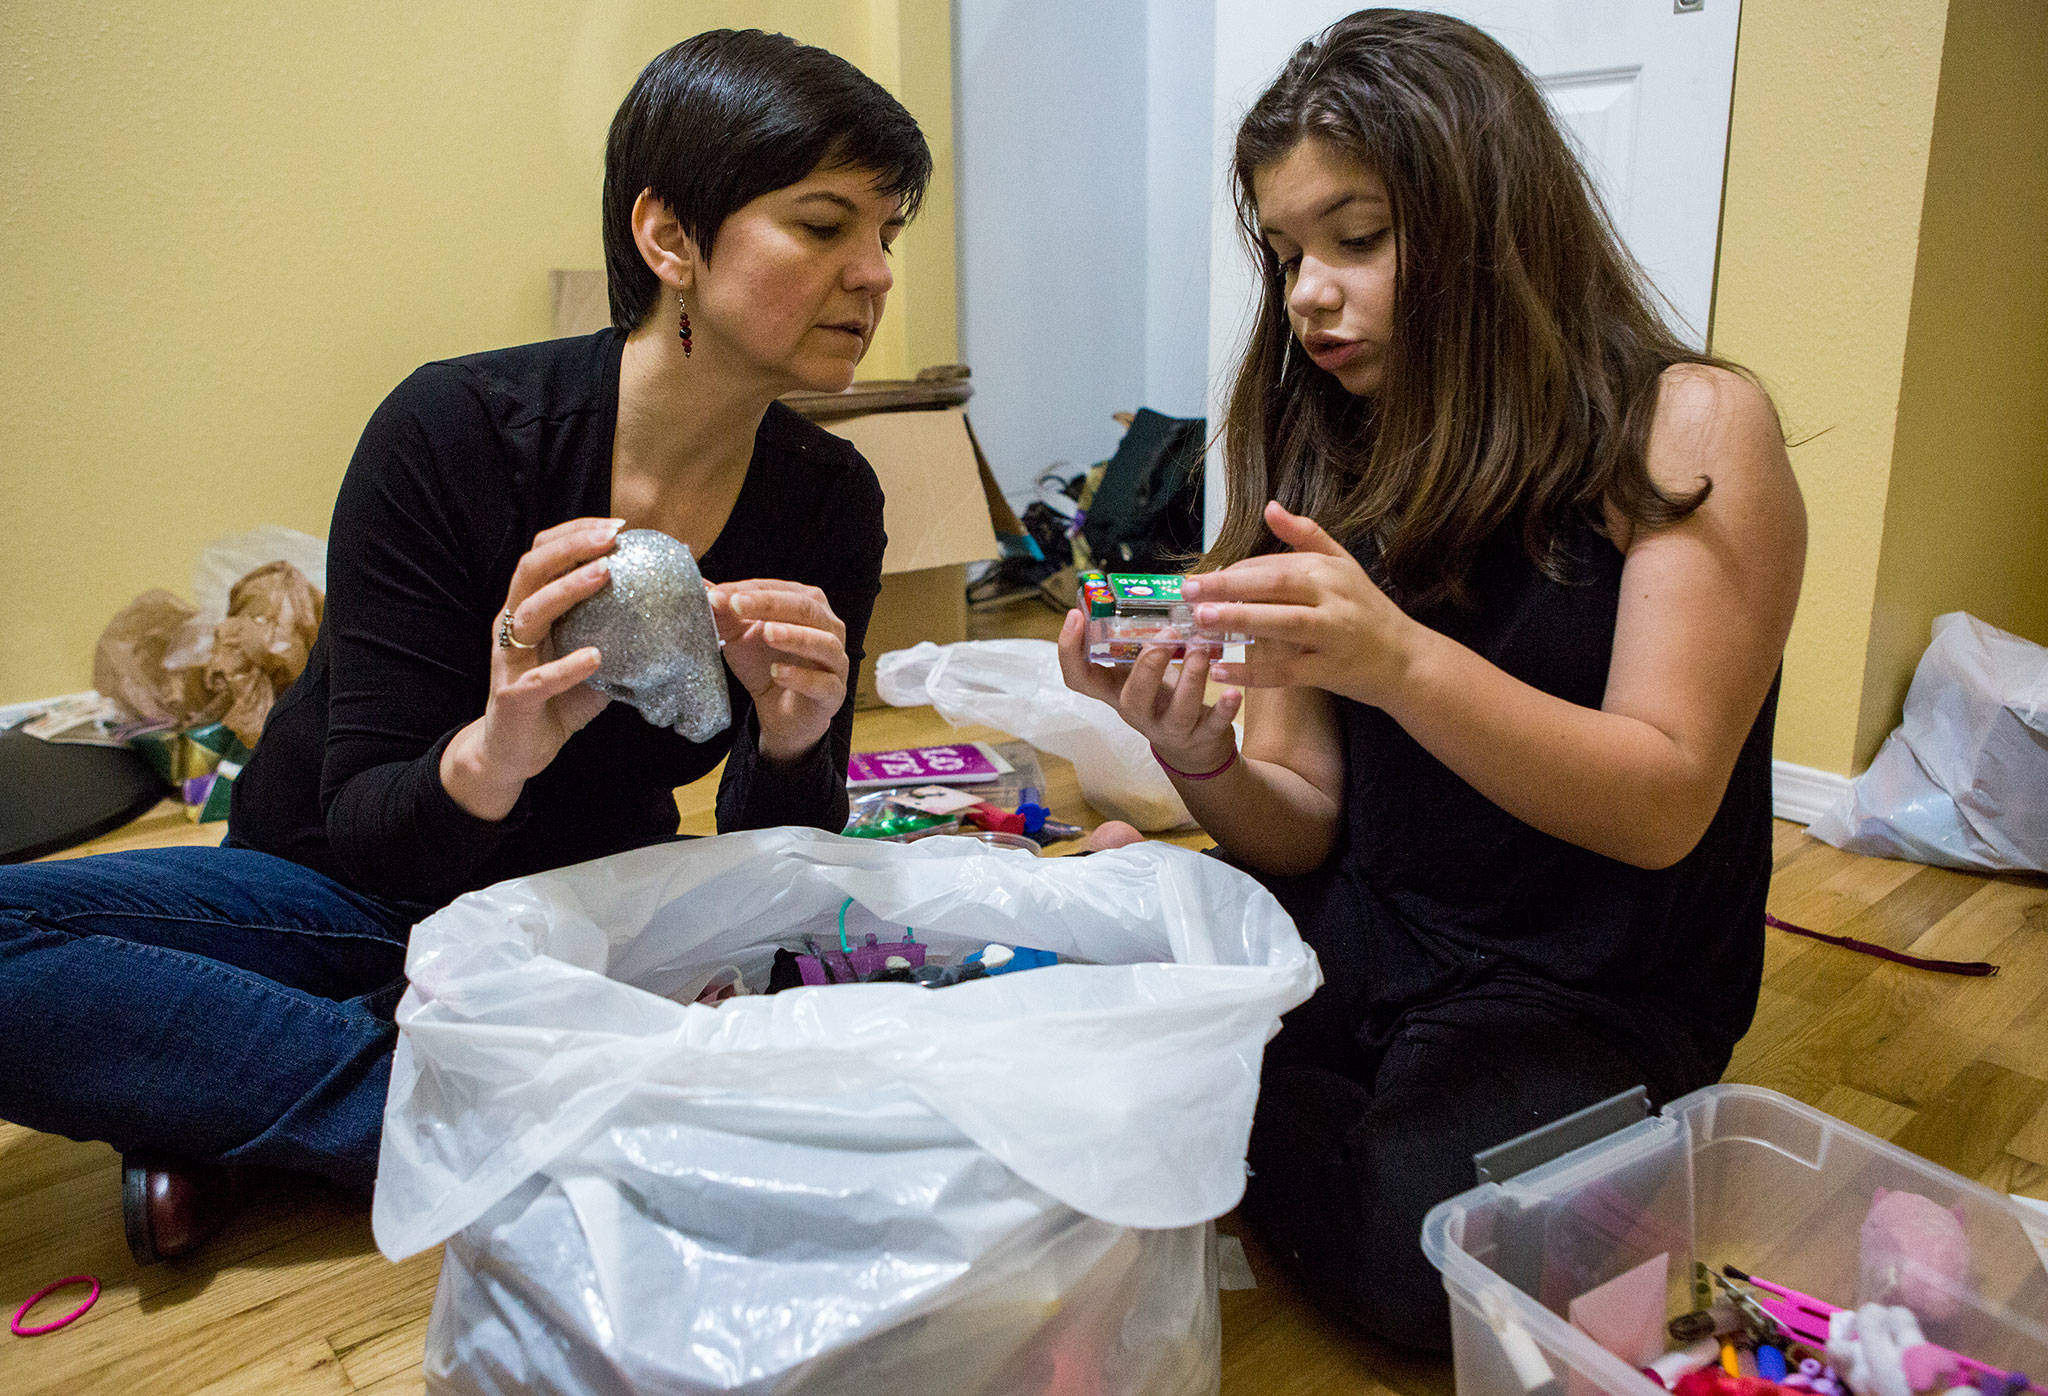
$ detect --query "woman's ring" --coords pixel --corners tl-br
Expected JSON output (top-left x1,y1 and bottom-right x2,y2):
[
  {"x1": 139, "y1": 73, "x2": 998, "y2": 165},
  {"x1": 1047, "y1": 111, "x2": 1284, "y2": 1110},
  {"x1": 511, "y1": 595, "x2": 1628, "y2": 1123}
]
[{"x1": 498, "y1": 609, "x2": 540, "y2": 650}]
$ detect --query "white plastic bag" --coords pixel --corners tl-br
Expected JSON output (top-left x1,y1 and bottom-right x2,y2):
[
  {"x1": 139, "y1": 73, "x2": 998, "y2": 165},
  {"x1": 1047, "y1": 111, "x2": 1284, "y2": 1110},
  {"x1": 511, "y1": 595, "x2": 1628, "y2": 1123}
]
[
  {"x1": 876, "y1": 639, "x2": 1194, "y2": 830},
  {"x1": 1809, "y1": 612, "x2": 2048, "y2": 872},
  {"x1": 374, "y1": 828, "x2": 1319, "y2": 1395},
  {"x1": 161, "y1": 525, "x2": 328, "y2": 669}
]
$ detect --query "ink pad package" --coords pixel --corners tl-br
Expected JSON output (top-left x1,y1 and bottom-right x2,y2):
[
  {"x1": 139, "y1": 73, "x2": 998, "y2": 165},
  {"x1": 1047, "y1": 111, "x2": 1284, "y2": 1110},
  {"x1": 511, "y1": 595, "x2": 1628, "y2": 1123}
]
[
  {"x1": 375, "y1": 829, "x2": 1319, "y2": 1395},
  {"x1": 1080, "y1": 571, "x2": 1251, "y2": 665}
]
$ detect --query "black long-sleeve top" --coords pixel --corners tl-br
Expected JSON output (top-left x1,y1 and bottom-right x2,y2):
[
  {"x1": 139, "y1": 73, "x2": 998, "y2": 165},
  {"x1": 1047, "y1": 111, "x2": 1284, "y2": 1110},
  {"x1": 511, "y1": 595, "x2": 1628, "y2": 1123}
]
[{"x1": 228, "y1": 329, "x2": 885, "y2": 909}]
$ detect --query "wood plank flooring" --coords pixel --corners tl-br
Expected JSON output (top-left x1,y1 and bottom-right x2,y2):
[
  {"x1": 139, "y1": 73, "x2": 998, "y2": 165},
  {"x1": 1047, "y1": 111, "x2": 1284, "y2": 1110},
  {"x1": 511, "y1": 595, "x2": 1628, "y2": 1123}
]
[{"x1": 2, "y1": 594, "x2": 2041, "y2": 1393}]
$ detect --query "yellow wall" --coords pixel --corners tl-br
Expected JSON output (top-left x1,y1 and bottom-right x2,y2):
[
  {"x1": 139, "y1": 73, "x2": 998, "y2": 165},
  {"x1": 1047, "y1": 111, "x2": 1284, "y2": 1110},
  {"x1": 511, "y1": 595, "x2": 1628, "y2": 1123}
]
[
  {"x1": 0, "y1": 0, "x2": 958, "y2": 707},
  {"x1": 1855, "y1": 0, "x2": 2048, "y2": 766},
  {"x1": 1711, "y1": 0, "x2": 1952, "y2": 775},
  {"x1": 880, "y1": 0, "x2": 961, "y2": 378},
  {"x1": 1715, "y1": 0, "x2": 2048, "y2": 777}
]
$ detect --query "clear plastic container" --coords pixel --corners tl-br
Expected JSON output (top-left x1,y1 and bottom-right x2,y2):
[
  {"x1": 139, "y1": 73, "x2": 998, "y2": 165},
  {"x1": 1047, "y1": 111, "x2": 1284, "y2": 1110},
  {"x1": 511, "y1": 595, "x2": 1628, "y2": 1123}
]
[
  {"x1": 1084, "y1": 607, "x2": 1244, "y2": 664},
  {"x1": 902, "y1": 828, "x2": 1042, "y2": 854},
  {"x1": 1422, "y1": 1084, "x2": 2048, "y2": 1396},
  {"x1": 1078, "y1": 572, "x2": 1249, "y2": 665}
]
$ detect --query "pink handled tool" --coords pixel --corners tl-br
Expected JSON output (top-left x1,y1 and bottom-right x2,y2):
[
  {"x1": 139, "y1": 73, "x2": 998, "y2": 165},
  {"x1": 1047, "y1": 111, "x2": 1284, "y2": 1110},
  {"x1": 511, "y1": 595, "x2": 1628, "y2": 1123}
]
[{"x1": 1724, "y1": 1267, "x2": 2039, "y2": 1396}]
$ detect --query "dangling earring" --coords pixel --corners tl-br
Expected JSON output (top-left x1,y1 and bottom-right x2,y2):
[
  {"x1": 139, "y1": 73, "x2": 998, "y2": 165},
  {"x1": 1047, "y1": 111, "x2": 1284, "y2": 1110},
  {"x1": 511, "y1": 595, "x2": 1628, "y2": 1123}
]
[{"x1": 677, "y1": 291, "x2": 693, "y2": 356}]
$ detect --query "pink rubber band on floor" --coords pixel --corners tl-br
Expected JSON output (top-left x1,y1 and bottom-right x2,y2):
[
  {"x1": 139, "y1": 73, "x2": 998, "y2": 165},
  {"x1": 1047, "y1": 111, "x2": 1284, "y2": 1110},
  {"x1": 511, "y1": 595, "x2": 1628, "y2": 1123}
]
[{"x1": 11, "y1": 1275, "x2": 99, "y2": 1336}]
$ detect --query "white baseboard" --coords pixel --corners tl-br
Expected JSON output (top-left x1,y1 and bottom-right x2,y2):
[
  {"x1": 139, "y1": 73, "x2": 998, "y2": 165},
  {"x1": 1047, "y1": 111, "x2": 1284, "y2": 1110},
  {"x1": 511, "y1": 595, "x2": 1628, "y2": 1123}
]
[
  {"x1": 0, "y1": 690, "x2": 95, "y2": 731},
  {"x1": 1773, "y1": 759, "x2": 1851, "y2": 825}
]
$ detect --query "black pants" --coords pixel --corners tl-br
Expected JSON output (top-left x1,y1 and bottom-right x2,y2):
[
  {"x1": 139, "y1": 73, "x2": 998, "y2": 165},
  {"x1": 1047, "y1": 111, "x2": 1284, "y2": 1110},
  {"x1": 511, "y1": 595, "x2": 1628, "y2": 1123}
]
[{"x1": 1237, "y1": 864, "x2": 1709, "y2": 1355}]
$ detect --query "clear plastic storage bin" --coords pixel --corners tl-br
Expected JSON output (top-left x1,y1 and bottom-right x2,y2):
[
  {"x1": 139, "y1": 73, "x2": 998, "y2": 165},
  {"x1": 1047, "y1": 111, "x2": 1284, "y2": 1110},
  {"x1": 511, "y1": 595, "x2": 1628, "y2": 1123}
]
[{"x1": 1422, "y1": 1084, "x2": 2048, "y2": 1396}]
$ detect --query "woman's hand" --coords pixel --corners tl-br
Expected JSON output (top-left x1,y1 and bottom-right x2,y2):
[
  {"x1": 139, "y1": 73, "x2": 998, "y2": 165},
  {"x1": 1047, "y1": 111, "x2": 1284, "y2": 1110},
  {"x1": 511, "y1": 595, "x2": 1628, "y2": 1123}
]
[
  {"x1": 1056, "y1": 608, "x2": 1243, "y2": 773},
  {"x1": 441, "y1": 517, "x2": 621, "y2": 819},
  {"x1": 709, "y1": 579, "x2": 848, "y2": 762},
  {"x1": 1184, "y1": 500, "x2": 1422, "y2": 707}
]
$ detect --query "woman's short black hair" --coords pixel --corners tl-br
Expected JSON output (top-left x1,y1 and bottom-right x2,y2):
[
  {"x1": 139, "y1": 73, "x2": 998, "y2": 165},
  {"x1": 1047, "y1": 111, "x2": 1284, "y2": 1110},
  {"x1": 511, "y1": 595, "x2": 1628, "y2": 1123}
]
[{"x1": 602, "y1": 29, "x2": 932, "y2": 331}]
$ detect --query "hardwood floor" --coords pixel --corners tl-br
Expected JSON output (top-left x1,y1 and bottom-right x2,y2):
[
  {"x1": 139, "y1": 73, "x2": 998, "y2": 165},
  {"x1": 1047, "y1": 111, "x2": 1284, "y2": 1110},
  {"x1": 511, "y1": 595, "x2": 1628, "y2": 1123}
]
[{"x1": 2, "y1": 594, "x2": 2041, "y2": 1393}]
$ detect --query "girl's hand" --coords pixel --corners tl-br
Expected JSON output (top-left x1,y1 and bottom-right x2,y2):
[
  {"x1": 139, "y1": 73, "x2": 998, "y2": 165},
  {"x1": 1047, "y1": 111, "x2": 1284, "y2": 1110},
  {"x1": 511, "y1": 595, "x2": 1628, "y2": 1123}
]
[
  {"x1": 708, "y1": 579, "x2": 848, "y2": 762},
  {"x1": 443, "y1": 517, "x2": 620, "y2": 818},
  {"x1": 1056, "y1": 608, "x2": 1243, "y2": 773},
  {"x1": 1183, "y1": 500, "x2": 1422, "y2": 706}
]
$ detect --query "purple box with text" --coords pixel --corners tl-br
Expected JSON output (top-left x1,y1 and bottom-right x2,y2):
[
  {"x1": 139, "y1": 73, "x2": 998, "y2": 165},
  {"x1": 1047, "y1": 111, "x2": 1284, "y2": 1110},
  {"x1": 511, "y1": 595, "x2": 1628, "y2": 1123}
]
[{"x1": 846, "y1": 742, "x2": 1013, "y2": 788}]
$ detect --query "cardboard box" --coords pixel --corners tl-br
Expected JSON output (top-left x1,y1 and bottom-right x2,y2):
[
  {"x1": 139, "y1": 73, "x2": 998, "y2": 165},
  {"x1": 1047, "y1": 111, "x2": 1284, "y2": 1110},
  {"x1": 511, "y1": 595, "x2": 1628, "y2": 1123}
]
[
  {"x1": 550, "y1": 271, "x2": 1001, "y2": 707},
  {"x1": 819, "y1": 407, "x2": 997, "y2": 704}
]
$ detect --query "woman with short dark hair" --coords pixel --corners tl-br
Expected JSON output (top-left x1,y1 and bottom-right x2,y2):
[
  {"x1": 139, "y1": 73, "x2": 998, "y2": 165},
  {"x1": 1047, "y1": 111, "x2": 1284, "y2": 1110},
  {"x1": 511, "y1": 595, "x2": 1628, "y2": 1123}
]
[
  {"x1": 1060, "y1": 9, "x2": 1804, "y2": 1348},
  {"x1": 0, "y1": 29, "x2": 928, "y2": 1264}
]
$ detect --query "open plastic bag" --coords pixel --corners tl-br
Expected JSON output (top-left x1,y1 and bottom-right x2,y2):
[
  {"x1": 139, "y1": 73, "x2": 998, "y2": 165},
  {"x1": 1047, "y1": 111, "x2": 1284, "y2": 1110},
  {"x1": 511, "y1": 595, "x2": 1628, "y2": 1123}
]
[
  {"x1": 92, "y1": 526, "x2": 328, "y2": 744},
  {"x1": 374, "y1": 829, "x2": 1319, "y2": 1395},
  {"x1": 1809, "y1": 612, "x2": 2048, "y2": 872},
  {"x1": 161, "y1": 525, "x2": 327, "y2": 669},
  {"x1": 90, "y1": 589, "x2": 215, "y2": 729},
  {"x1": 94, "y1": 556, "x2": 324, "y2": 746},
  {"x1": 876, "y1": 639, "x2": 1194, "y2": 830},
  {"x1": 202, "y1": 559, "x2": 324, "y2": 744}
]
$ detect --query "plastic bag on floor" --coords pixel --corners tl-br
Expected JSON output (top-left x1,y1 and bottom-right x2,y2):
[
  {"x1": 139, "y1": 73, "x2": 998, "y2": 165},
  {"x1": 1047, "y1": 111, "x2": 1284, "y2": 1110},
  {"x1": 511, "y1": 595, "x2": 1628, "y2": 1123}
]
[
  {"x1": 876, "y1": 638, "x2": 1194, "y2": 830},
  {"x1": 373, "y1": 829, "x2": 1319, "y2": 1395},
  {"x1": 161, "y1": 525, "x2": 327, "y2": 669},
  {"x1": 91, "y1": 526, "x2": 328, "y2": 741},
  {"x1": 1809, "y1": 612, "x2": 2048, "y2": 872}
]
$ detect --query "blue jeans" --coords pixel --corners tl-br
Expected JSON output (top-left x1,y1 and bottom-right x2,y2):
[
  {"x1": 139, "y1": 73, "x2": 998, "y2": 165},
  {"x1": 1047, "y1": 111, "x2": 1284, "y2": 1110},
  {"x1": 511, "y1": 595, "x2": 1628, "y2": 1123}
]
[{"x1": 0, "y1": 845, "x2": 429, "y2": 1194}]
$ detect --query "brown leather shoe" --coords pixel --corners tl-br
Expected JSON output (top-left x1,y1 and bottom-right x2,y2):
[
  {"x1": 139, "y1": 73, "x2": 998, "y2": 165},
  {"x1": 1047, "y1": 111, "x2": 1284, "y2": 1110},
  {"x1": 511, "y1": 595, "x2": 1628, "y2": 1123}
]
[{"x1": 121, "y1": 1154, "x2": 244, "y2": 1265}]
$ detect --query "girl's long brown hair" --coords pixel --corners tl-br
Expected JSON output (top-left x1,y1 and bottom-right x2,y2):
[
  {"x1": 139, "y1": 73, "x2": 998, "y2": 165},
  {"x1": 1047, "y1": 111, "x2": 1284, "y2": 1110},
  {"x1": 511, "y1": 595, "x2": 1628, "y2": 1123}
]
[{"x1": 1210, "y1": 9, "x2": 1736, "y2": 607}]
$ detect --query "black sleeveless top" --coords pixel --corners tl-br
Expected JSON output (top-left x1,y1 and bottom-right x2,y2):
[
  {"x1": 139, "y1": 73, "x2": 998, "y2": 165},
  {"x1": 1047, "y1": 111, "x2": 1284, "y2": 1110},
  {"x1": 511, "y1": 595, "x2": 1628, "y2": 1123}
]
[{"x1": 1327, "y1": 526, "x2": 1774, "y2": 1090}]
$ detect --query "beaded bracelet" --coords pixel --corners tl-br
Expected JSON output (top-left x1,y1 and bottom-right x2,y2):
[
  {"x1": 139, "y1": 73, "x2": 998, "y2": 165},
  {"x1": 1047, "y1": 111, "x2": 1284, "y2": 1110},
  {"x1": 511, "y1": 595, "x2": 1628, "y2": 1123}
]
[{"x1": 1150, "y1": 743, "x2": 1240, "y2": 782}]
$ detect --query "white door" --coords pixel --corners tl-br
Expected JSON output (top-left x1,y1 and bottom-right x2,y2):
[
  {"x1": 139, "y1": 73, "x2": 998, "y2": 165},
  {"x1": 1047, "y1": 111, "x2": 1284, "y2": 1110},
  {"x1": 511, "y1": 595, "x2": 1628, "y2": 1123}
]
[{"x1": 1203, "y1": 0, "x2": 1742, "y2": 532}]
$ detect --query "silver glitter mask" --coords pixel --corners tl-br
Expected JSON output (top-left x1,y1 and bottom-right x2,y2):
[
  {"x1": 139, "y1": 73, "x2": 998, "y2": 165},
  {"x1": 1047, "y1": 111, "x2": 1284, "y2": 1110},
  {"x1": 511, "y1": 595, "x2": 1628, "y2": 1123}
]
[{"x1": 554, "y1": 530, "x2": 732, "y2": 743}]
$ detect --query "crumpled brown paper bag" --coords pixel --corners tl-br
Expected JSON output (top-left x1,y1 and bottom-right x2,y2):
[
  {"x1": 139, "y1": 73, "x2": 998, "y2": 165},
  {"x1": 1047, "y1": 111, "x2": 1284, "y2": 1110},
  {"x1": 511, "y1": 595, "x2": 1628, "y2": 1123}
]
[
  {"x1": 205, "y1": 561, "x2": 323, "y2": 746},
  {"x1": 94, "y1": 560, "x2": 324, "y2": 746},
  {"x1": 92, "y1": 590, "x2": 219, "y2": 730}
]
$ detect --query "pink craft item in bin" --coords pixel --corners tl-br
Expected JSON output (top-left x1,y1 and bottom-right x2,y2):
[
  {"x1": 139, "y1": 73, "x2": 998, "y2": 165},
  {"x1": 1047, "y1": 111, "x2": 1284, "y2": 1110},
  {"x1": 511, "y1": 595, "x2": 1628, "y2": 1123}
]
[{"x1": 1859, "y1": 1188, "x2": 1971, "y2": 1321}]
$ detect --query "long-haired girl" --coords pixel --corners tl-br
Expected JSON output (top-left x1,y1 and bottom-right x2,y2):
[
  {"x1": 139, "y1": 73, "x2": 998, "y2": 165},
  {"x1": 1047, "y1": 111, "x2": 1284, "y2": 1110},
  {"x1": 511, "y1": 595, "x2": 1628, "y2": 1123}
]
[{"x1": 1060, "y1": 9, "x2": 1804, "y2": 1346}]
